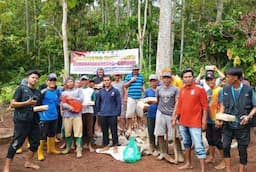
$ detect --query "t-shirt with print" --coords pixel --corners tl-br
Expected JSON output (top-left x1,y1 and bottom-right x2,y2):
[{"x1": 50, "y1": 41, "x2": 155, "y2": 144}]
[
  {"x1": 207, "y1": 86, "x2": 221, "y2": 124},
  {"x1": 156, "y1": 85, "x2": 178, "y2": 116}
]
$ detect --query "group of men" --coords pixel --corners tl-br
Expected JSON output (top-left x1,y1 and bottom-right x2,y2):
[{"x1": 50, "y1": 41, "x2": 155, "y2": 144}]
[{"x1": 2, "y1": 64, "x2": 256, "y2": 172}]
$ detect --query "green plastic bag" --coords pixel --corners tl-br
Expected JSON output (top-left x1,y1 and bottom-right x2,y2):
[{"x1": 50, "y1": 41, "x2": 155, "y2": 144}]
[{"x1": 123, "y1": 137, "x2": 141, "y2": 163}]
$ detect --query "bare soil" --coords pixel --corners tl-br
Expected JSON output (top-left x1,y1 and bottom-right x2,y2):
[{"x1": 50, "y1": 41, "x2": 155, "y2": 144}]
[{"x1": 1, "y1": 109, "x2": 256, "y2": 172}]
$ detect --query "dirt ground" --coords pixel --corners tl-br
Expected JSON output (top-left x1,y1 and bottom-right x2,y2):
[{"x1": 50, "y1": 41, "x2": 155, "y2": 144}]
[{"x1": 1, "y1": 111, "x2": 256, "y2": 172}]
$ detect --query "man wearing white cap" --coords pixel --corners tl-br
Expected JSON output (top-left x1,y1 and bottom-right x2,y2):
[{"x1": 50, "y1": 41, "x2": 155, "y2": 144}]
[
  {"x1": 144, "y1": 74, "x2": 158, "y2": 155},
  {"x1": 80, "y1": 75, "x2": 96, "y2": 152},
  {"x1": 124, "y1": 64, "x2": 145, "y2": 136}
]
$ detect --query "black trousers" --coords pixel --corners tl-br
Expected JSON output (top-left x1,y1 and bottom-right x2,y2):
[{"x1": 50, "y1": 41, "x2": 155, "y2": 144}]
[
  {"x1": 222, "y1": 125, "x2": 250, "y2": 165},
  {"x1": 206, "y1": 123, "x2": 223, "y2": 149},
  {"x1": 100, "y1": 116, "x2": 118, "y2": 146},
  {"x1": 39, "y1": 119, "x2": 58, "y2": 140},
  {"x1": 82, "y1": 113, "x2": 94, "y2": 143},
  {"x1": 56, "y1": 107, "x2": 62, "y2": 134},
  {"x1": 7, "y1": 120, "x2": 40, "y2": 159},
  {"x1": 147, "y1": 117, "x2": 156, "y2": 147}
]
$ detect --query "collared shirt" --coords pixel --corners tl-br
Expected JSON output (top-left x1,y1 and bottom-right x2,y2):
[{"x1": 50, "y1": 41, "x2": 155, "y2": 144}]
[{"x1": 124, "y1": 73, "x2": 144, "y2": 99}]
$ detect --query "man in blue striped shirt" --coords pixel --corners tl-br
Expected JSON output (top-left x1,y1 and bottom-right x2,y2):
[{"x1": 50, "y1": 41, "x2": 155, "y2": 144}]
[{"x1": 124, "y1": 64, "x2": 144, "y2": 136}]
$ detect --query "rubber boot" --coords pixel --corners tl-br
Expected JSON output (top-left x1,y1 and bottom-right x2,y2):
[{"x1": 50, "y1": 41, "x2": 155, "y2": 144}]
[
  {"x1": 62, "y1": 137, "x2": 72, "y2": 154},
  {"x1": 47, "y1": 137, "x2": 60, "y2": 154},
  {"x1": 37, "y1": 140, "x2": 45, "y2": 161},
  {"x1": 76, "y1": 137, "x2": 82, "y2": 158},
  {"x1": 157, "y1": 141, "x2": 167, "y2": 160},
  {"x1": 16, "y1": 148, "x2": 23, "y2": 154}
]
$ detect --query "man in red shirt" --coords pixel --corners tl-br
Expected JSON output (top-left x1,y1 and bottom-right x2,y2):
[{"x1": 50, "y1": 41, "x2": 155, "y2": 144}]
[{"x1": 172, "y1": 68, "x2": 208, "y2": 172}]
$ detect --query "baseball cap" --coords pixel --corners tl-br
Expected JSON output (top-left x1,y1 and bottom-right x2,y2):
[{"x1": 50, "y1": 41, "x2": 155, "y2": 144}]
[
  {"x1": 149, "y1": 74, "x2": 158, "y2": 80},
  {"x1": 162, "y1": 67, "x2": 172, "y2": 73},
  {"x1": 48, "y1": 73, "x2": 57, "y2": 80},
  {"x1": 162, "y1": 72, "x2": 172, "y2": 77},
  {"x1": 132, "y1": 64, "x2": 140, "y2": 70},
  {"x1": 205, "y1": 73, "x2": 215, "y2": 80},
  {"x1": 80, "y1": 75, "x2": 89, "y2": 80}
]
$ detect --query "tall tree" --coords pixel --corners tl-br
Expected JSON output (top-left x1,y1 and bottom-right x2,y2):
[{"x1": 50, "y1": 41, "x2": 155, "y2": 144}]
[
  {"x1": 137, "y1": 0, "x2": 148, "y2": 69},
  {"x1": 170, "y1": 0, "x2": 176, "y2": 66},
  {"x1": 156, "y1": 0, "x2": 173, "y2": 75},
  {"x1": 216, "y1": 0, "x2": 223, "y2": 23},
  {"x1": 25, "y1": 0, "x2": 30, "y2": 54},
  {"x1": 179, "y1": 0, "x2": 185, "y2": 71},
  {"x1": 115, "y1": 0, "x2": 122, "y2": 24},
  {"x1": 62, "y1": 0, "x2": 69, "y2": 76}
]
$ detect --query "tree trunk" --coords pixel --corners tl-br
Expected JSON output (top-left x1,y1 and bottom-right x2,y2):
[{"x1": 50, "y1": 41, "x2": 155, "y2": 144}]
[
  {"x1": 62, "y1": 0, "x2": 69, "y2": 76},
  {"x1": 216, "y1": 0, "x2": 223, "y2": 23},
  {"x1": 105, "y1": 0, "x2": 109, "y2": 24},
  {"x1": 156, "y1": 0, "x2": 172, "y2": 76},
  {"x1": 126, "y1": 0, "x2": 132, "y2": 17},
  {"x1": 101, "y1": 0, "x2": 105, "y2": 23},
  {"x1": 148, "y1": 0, "x2": 152, "y2": 71},
  {"x1": 33, "y1": 0, "x2": 37, "y2": 47},
  {"x1": 25, "y1": 0, "x2": 30, "y2": 54},
  {"x1": 170, "y1": 0, "x2": 176, "y2": 66},
  {"x1": 179, "y1": 0, "x2": 185, "y2": 71},
  {"x1": 115, "y1": 0, "x2": 122, "y2": 24},
  {"x1": 137, "y1": 0, "x2": 148, "y2": 69}
]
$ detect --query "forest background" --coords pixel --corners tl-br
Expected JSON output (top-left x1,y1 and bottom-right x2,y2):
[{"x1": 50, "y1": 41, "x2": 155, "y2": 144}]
[{"x1": 0, "y1": 0, "x2": 255, "y2": 103}]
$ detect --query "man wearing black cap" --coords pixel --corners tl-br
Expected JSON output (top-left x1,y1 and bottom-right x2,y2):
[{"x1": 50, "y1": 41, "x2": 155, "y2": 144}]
[
  {"x1": 196, "y1": 65, "x2": 225, "y2": 91},
  {"x1": 3, "y1": 70, "x2": 42, "y2": 172},
  {"x1": 204, "y1": 73, "x2": 225, "y2": 169},
  {"x1": 37, "y1": 73, "x2": 61, "y2": 161}
]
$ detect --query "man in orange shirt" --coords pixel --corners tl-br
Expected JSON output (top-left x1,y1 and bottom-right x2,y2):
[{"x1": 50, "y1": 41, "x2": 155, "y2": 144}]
[{"x1": 172, "y1": 68, "x2": 208, "y2": 172}]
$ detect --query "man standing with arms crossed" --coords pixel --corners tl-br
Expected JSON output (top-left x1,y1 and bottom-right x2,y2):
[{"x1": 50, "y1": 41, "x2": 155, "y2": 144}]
[
  {"x1": 3, "y1": 70, "x2": 42, "y2": 172},
  {"x1": 172, "y1": 68, "x2": 208, "y2": 172}
]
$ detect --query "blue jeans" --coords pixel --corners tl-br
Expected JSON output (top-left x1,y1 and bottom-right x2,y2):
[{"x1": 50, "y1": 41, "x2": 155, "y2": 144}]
[{"x1": 179, "y1": 125, "x2": 206, "y2": 159}]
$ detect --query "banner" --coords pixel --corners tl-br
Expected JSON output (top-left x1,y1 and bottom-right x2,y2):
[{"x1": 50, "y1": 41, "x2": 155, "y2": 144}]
[{"x1": 70, "y1": 48, "x2": 139, "y2": 74}]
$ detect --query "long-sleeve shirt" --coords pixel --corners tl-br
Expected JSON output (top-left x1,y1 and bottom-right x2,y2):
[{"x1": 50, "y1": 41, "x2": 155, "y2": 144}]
[
  {"x1": 61, "y1": 88, "x2": 84, "y2": 117},
  {"x1": 96, "y1": 86, "x2": 121, "y2": 116}
]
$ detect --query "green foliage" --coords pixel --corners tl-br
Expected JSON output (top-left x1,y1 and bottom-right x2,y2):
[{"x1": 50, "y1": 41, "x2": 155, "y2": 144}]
[
  {"x1": 0, "y1": 84, "x2": 17, "y2": 104},
  {"x1": 0, "y1": 0, "x2": 255, "y2": 93}
]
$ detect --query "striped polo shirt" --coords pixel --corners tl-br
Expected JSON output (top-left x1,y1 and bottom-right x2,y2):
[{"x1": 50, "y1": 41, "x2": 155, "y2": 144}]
[{"x1": 124, "y1": 73, "x2": 144, "y2": 99}]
